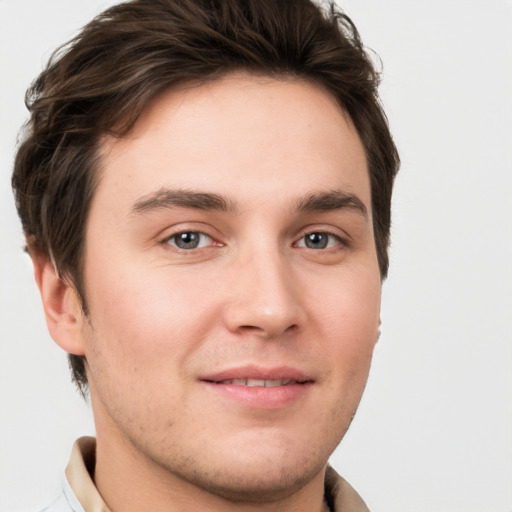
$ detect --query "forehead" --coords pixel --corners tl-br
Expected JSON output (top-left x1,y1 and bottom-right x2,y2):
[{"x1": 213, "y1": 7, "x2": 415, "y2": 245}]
[{"x1": 96, "y1": 73, "x2": 370, "y2": 214}]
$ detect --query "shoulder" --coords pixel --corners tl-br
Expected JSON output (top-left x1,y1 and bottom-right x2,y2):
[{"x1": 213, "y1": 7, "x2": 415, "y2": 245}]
[{"x1": 35, "y1": 477, "x2": 85, "y2": 512}]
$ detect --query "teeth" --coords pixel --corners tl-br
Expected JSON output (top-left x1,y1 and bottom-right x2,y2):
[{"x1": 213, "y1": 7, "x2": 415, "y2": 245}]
[
  {"x1": 220, "y1": 379, "x2": 293, "y2": 387},
  {"x1": 265, "y1": 379, "x2": 284, "y2": 387},
  {"x1": 246, "y1": 379, "x2": 265, "y2": 387}
]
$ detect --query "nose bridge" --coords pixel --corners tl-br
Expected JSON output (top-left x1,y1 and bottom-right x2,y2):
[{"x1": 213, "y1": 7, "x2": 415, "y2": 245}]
[{"x1": 223, "y1": 238, "x2": 304, "y2": 337}]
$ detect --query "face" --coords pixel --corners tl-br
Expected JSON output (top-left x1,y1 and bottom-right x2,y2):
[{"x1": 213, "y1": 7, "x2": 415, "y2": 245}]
[{"x1": 79, "y1": 74, "x2": 381, "y2": 501}]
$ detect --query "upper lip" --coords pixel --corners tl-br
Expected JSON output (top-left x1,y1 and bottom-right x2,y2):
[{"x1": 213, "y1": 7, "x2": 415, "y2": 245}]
[{"x1": 200, "y1": 365, "x2": 313, "y2": 383}]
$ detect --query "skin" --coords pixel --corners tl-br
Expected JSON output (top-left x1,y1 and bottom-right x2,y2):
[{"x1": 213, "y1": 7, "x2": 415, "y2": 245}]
[{"x1": 36, "y1": 73, "x2": 381, "y2": 512}]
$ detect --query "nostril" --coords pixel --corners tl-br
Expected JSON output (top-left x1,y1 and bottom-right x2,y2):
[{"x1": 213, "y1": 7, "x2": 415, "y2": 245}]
[
  {"x1": 239, "y1": 325, "x2": 260, "y2": 331},
  {"x1": 237, "y1": 322, "x2": 298, "y2": 337}
]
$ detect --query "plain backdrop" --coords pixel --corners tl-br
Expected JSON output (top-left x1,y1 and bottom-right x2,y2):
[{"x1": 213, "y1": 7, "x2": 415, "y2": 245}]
[{"x1": 1, "y1": 1, "x2": 511, "y2": 511}]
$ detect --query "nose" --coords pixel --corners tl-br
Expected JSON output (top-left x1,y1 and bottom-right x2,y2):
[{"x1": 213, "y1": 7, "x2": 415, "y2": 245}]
[{"x1": 222, "y1": 250, "x2": 306, "y2": 339}]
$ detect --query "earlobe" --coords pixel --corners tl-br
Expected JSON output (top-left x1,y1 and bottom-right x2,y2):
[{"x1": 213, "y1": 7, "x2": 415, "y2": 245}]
[{"x1": 32, "y1": 255, "x2": 86, "y2": 356}]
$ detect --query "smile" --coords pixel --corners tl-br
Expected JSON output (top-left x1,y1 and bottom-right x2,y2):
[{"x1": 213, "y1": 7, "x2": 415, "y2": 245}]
[{"x1": 200, "y1": 366, "x2": 313, "y2": 409}]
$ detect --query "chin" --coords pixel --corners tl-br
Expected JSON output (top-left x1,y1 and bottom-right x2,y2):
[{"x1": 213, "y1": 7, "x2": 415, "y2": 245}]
[{"x1": 178, "y1": 453, "x2": 327, "y2": 503}]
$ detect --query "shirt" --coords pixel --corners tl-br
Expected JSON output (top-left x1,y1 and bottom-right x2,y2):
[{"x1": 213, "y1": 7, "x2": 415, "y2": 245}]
[{"x1": 39, "y1": 437, "x2": 370, "y2": 512}]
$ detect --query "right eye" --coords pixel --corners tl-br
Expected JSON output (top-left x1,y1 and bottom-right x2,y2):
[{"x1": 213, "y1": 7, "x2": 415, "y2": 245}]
[{"x1": 164, "y1": 231, "x2": 214, "y2": 250}]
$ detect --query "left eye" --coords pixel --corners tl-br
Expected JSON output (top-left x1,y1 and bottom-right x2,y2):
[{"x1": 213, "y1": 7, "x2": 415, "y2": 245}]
[
  {"x1": 296, "y1": 232, "x2": 342, "y2": 250},
  {"x1": 165, "y1": 231, "x2": 213, "y2": 250}
]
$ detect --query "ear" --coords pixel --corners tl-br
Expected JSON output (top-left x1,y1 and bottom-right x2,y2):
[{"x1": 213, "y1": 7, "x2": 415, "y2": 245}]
[{"x1": 32, "y1": 255, "x2": 86, "y2": 356}]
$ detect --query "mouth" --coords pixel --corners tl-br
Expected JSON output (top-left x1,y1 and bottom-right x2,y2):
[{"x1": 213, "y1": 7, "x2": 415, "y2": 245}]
[
  {"x1": 201, "y1": 365, "x2": 312, "y2": 385},
  {"x1": 210, "y1": 378, "x2": 302, "y2": 387},
  {"x1": 200, "y1": 366, "x2": 313, "y2": 409}
]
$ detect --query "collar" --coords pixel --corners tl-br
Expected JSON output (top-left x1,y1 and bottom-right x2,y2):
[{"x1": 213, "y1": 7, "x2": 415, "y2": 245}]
[
  {"x1": 65, "y1": 437, "x2": 110, "y2": 512},
  {"x1": 65, "y1": 436, "x2": 369, "y2": 512}
]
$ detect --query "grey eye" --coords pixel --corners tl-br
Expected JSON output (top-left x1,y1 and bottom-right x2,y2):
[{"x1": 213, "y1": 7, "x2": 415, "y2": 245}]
[
  {"x1": 305, "y1": 233, "x2": 328, "y2": 249},
  {"x1": 168, "y1": 232, "x2": 212, "y2": 250},
  {"x1": 297, "y1": 232, "x2": 341, "y2": 250}
]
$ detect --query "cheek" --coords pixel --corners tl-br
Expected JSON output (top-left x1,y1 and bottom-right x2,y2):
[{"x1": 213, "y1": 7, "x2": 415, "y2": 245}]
[
  {"x1": 81, "y1": 267, "x2": 219, "y2": 427},
  {"x1": 312, "y1": 264, "x2": 381, "y2": 336},
  {"x1": 310, "y1": 266, "x2": 380, "y2": 385},
  {"x1": 82, "y1": 261, "x2": 221, "y2": 372}
]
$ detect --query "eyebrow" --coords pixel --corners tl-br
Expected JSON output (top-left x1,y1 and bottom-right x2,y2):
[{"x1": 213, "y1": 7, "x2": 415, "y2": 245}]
[
  {"x1": 130, "y1": 187, "x2": 367, "y2": 219},
  {"x1": 295, "y1": 190, "x2": 368, "y2": 219},
  {"x1": 131, "y1": 188, "x2": 237, "y2": 215}
]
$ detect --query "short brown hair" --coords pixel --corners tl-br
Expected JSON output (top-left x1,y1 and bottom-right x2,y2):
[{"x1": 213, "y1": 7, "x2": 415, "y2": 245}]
[{"x1": 12, "y1": 0, "x2": 399, "y2": 394}]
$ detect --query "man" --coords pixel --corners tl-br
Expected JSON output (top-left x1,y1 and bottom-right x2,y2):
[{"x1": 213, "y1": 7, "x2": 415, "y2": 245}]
[{"x1": 12, "y1": 0, "x2": 399, "y2": 510}]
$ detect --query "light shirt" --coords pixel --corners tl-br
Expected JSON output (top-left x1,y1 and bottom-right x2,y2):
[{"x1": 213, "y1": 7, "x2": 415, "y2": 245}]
[{"x1": 38, "y1": 437, "x2": 369, "y2": 512}]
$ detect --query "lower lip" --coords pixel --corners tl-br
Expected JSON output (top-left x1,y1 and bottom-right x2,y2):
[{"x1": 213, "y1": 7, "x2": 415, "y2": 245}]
[{"x1": 202, "y1": 381, "x2": 312, "y2": 409}]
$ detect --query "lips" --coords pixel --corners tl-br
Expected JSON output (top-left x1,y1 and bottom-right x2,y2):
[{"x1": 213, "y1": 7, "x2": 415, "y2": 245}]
[
  {"x1": 200, "y1": 365, "x2": 313, "y2": 409},
  {"x1": 201, "y1": 365, "x2": 312, "y2": 386}
]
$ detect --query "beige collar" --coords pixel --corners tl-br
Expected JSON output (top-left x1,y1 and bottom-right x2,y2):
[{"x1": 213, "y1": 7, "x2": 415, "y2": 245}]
[{"x1": 65, "y1": 437, "x2": 110, "y2": 512}]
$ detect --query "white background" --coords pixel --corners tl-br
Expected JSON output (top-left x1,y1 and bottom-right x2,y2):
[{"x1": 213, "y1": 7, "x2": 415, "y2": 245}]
[{"x1": 1, "y1": 1, "x2": 511, "y2": 511}]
